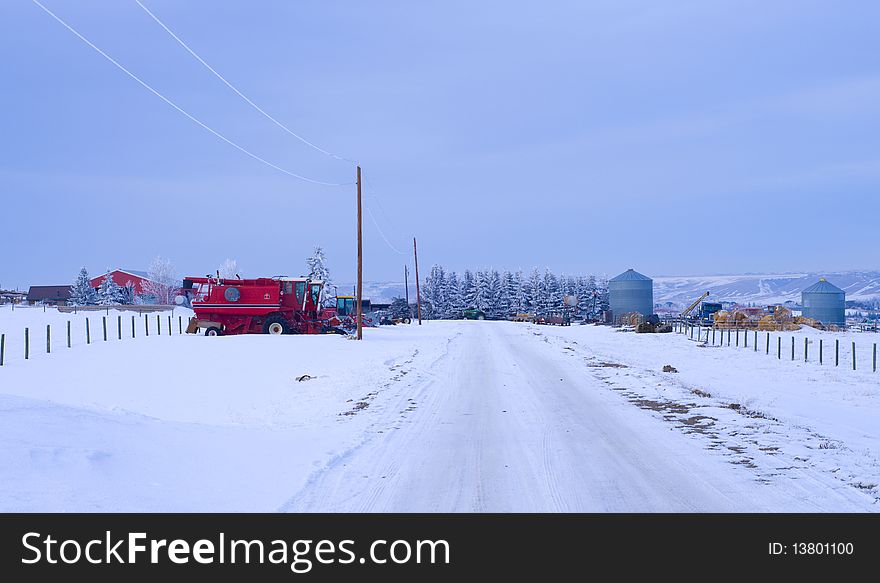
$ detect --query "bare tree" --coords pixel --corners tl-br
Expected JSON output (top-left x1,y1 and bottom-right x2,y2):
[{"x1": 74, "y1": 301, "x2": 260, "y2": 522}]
[
  {"x1": 142, "y1": 256, "x2": 178, "y2": 305},
  {"x1": 218, "y1": 258, "x2": 240, "y2": 279}
]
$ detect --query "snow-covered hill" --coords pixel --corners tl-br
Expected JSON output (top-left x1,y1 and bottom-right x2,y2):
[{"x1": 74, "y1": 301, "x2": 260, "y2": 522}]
[{"x1": 653, "y1": 271, "x2": 880, "y2": 307}]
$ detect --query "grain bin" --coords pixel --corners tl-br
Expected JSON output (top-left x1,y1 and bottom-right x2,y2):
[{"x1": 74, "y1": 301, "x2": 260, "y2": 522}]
[
  {"x1": 801, "y1": 278, "x2": 845, "y2": 326},
  {"x1": 609, "y1": 269, "x2": 654, "y2": 323}
]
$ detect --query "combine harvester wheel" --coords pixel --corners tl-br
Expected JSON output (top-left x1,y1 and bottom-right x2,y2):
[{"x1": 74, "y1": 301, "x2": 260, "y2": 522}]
[{"x1": 263, "y1": 316, "x2": 289, "y2": 335}]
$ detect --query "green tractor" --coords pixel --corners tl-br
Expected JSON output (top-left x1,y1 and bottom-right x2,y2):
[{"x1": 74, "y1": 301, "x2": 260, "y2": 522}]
[{"x1": 462, "y1": 307, "x2": 487, "y2": 320}]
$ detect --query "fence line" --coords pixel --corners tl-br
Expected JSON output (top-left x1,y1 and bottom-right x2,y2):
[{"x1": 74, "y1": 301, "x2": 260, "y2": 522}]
[
  {"x1": 0, "y1": 310, "x2": 188, "y2": 368},
  {"x1": 674, "y1": 320, "x2": 877, "y2": 373}
]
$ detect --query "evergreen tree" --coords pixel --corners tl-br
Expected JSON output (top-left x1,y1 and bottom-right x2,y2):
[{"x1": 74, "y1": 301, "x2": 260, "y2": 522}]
[
  {"x1": 389, "y1": 297, "x2": 411, "y2": 319},
  {"x1": 540, "y1": 269, "x2": 560, "y2": 311},
  {"x1": 306, "y1": 246, "x2": 331, "y2": 286},
  {"x1": 486, "y1": 270, "x2": 503, "y2": 318},
  {"x1": 69, "y1": 267, "x2": 97, "y2": 306},
  {"x1": 97, "y1": 271, "x2": 123, "y2": 305},
  {"x1": 501, "y1": 271, "x2": 517, "y2": 316},
  {"x1": 597, "y1": 276, "x2": 610, "y2": 314},
  {"x1": 462, "y1": 270, "x2": 477, "y2": 308},
  {"x1": 446, "y1": 271, "x2": 463, "y2": 318},
  {"x1": 563, "y1": 275, "x2": 577, "y2": 302},
  {"x1": 473, "y1": 270, "x2": 490, "y2": 311},
  {"x1": 119, "y1": 280, "x2": 137, "y2": 305},
  {"x1": 513, "y1": 270, "x2": 526, "y2": 314},
  {"x1": 525, "y1": 268, "x2": 541, "y2": 312},
  {"x1": 428, "y1": 265, "x2": 447, "y2": 318}
]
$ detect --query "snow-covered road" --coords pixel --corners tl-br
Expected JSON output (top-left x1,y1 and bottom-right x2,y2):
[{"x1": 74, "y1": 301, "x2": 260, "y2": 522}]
[
  {"x1": 1, "y1": 308, "x2": 875, "y2": 511},
  {"x1": 283, "y1": 322, "x2": 869, "y2": 512}
]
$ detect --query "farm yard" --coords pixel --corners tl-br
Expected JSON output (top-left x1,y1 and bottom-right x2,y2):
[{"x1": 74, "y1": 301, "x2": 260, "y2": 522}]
[{"x1": 0, "y1": 305, "x2": 877, "y2": 512}]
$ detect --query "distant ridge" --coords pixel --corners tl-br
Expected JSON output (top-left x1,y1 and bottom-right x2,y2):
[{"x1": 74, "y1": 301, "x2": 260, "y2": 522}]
[{"x1": 653, "y1": 270, "x2": 880, "y2": 306}]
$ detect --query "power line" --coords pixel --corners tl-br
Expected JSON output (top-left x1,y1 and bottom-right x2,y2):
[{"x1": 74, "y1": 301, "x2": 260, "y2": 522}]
[
  {"x1": 135, "y1": 0, "x2": 356, "y2": 165},
  {"x1": 31, "y1": 0, "x2": 351, "y2": 187},
  {"x1": 361, "y1": 175, "x2": 408, "y2": 255},
  {"x1": 364, "y1": 203, "x2": 407, "y2": 255}
]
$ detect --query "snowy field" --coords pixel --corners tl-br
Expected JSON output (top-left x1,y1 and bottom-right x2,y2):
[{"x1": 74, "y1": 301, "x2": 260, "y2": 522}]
[{"x1": 0, "y1": 306, "x2": 877, "y2": 512}]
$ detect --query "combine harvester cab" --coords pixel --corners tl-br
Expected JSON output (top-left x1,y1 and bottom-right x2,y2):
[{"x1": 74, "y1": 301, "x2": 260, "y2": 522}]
[{"x1": 183, "y1": 276, "x2": 327, "y2": 336}]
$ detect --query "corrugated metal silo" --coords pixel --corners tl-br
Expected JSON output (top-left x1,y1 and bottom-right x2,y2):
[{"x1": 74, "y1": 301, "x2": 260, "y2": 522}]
[
  {"x1": 609, "y1": 269, "x2": 654, "y2": 322},
  {"x1": 801, "y1": 278, "x2": 845, "y2": 326}
]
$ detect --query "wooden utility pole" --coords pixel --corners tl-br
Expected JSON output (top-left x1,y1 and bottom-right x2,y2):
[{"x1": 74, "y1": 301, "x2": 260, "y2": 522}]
[
  {"x1": 356, "y1": 166, "x2": 363, "y2": 340},
  {"x1": 413, "y1": 237, "x2": 422, "y2": 325},
  {"x1": 404, "y1": 265, "x2": 410, "y2": 314}
]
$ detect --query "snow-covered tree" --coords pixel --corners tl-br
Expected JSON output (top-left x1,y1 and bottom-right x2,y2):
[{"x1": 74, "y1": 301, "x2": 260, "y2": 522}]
[
  {"x1": 461, "y1": 270, "x2": 477, "y2": 309},
  {"x1": 473, "y1": 270, "x2": 490, "y2": 311},
  {"x1": 541, "y1": 269, "x2": 563, "y2": 311},
  {"x1": 446, "y1": 271, "x2": 463, "y2": 318},
  {"x1": 425, "y1": 265, "x2": 448, "y2": 318},
  {"x1": 306, "y1": 246, "x2": 331, "y2": 286},
  {"x1": 96, "y1": 271, "x2": 123, "y2": 305},
  {"x1": 142, "y1": 256, "x2": 178, "y2": 305},
  {"x1": 525, "y1": 268, "x2": 541, "y2": 312},
  {"x1": 119, "y1": 280, "x2": 137, "y2": 305},
  {"x1": 389, "y1": 297, "x2": 411, "y2": 319},
  {"x1": 485, "y1": 270, "x2": 503, "y2": 318},
  {"x1": 514, "y1": 271, "x2": 526, "y2": 314},
  {"x1": 501, "y1": 271, "x2": 518, "y2": 315},
  {"x1": 69, "y1": 267, "x2": 97, "y2": 306},
  {"x1": 218, "y1": 258, "x2": 240, "y2": 279}
]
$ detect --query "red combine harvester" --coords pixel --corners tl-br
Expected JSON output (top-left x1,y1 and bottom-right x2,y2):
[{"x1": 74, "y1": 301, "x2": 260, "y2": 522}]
[{"x1": 184, "y1": 275, "x2": 343, "y2": 336}]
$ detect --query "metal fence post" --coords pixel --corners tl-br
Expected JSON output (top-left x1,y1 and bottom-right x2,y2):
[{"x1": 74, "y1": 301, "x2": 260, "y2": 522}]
[
  {"x1": 86, "y1": 318, "x2": 91, "y2": 344},
  {"x1": 102, "y1": 316, "x2": 107, "y2": 342},
  {"x1": 157, "y1": 314, "x2": 161, "y2": 336},
  {"x1": 853, "y1": 341, "x2": 857, "y2": 371},
  {"x1": 736, "y1": 329, "x2": 740, "y2": 347},
  {"x1": 777, "y1": 336, "x2": 781, "y2": 359},
  {"x1": 178, "y1": 315, "x2": 182, "y2": 334},
  {"x1": 727, "y1": 329, "x2": 731, "y2": 346},
  {"x1": 791, "y1": 336, "x2": 795, "y2": 361},
  {"x1": 819, "y1": 339, "x2": 823, "y2": 365},
  {"x1": 874, "y1": 343, "x2": 877, "y2": 373},
  {"x1": 835, "y1": 339, "x2": 839, "y2": 367},
  {"x1": 766, "y1": 332, "x2": 770, "y2": 355},
  {"x1": 804, "y1": 337, "x2": 808, "y2": 362},
  {"x1": 67, "y1": 321, "x2": 71, "y2": 348},
  {"x1": 0, "y1": 333, "x2": 4, "y2": 366},
  {"x1": 46, "y1": 324, "x2": 51, "y2": 354},
  {"x1": 132, "y1": 315, "x2": 136, "y2": 338},
  {"x1": 168, "y1": 315, "x2": 172, "y2": 336},
  {"x1": 118, "y1": 315, "x2": 122, "y2": 340},
  {"x1": 145, "y1": 314, "x2": 149, "y2": 336},
  {"x1": 25, "y1": 327, "x2": 29, "y2": 359},
  {"x1": 754, "y1": 331, "x2": 758, "y2": 352}
]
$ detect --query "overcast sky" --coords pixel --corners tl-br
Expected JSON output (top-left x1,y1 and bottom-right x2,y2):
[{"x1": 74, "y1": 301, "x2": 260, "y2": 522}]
[{"x1": 2, "y1": 0, "x2": 879, "y2": 288}]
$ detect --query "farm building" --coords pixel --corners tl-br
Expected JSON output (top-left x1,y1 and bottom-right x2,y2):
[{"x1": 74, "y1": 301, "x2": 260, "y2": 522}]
[
  {"x1": 609, "y1": 269, "x2": 654, "y2": 322},
  {"x1": 26, "y1": 285, "x2": 71, "y2": 305},
  {"x1": 89, "y1": 269, "x2": 154, "y2": 295},
  {"x1": 0, "y1": 289, "x2": 27, "y2": 305},
  {"x1": 801, "y1": 278, "x2": 846, "y2": 326}
]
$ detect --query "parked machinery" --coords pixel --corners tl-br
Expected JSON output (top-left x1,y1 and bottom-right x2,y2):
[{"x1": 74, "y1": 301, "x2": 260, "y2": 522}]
[
  {"x1": 183, "y1": 275, "x2": 349, "y2": 336},
  {"x1": 681, "y1": 292, "x2": 710, "y2": 321}
]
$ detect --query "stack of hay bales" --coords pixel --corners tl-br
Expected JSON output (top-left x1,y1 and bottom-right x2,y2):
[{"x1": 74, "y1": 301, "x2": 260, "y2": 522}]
[{"x1": 757, "y1": 306, "x2": 801, "y2": 331}]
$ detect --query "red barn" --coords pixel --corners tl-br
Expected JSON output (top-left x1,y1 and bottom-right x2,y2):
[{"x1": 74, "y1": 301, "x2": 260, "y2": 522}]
[{"x1": 90, "y1": 269, "x2": 154, "y2": 295}]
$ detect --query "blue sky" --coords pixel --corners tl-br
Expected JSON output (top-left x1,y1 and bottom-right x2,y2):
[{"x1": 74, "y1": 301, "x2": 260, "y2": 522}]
[{"x1": 2, "y1": 0, "x2": 879, "y2": 288}]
